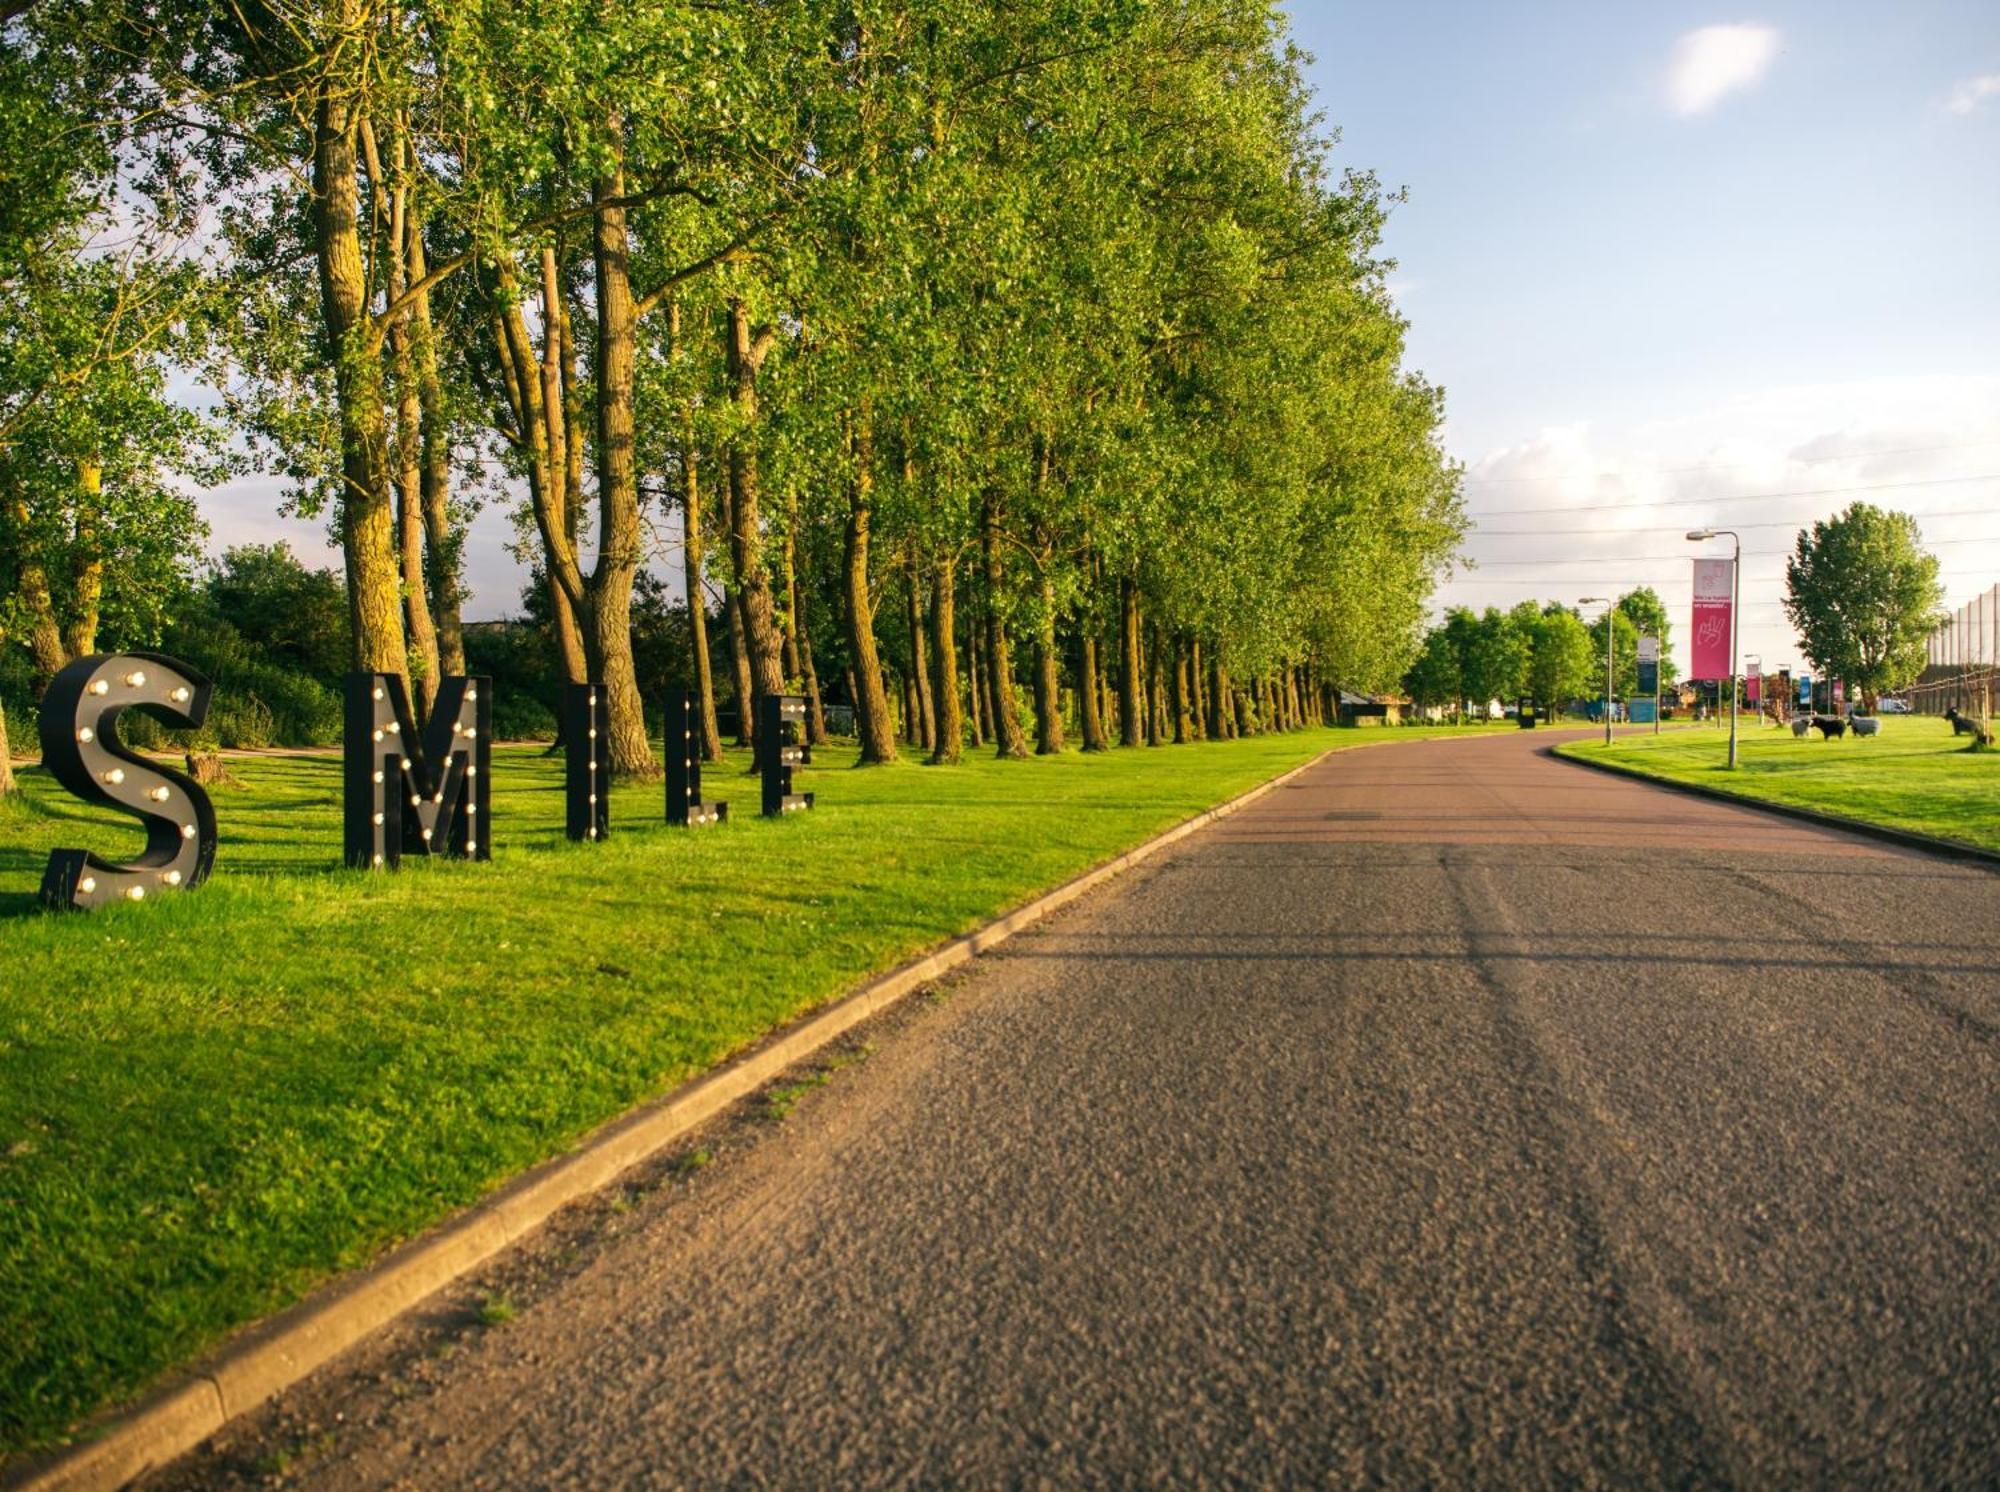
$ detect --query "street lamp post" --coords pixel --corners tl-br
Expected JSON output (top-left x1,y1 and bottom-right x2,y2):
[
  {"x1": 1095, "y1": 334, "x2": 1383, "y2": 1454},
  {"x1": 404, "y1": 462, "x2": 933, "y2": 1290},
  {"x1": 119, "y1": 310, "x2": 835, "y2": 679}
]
[
  {"x1": 1580, "y1": 596, "x2": 1614, "y2": 745},
  {"x1": 1686, "y1": 529, "x2": 1741, "y2": 769}
]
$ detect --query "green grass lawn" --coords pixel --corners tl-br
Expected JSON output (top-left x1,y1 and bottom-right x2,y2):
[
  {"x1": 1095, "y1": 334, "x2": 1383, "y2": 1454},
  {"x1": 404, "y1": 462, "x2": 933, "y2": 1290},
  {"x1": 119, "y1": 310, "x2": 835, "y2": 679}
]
[
  {"x1": 0, "y1": 721, "x2": 1513, "y2": 1457},
  {"x1": 1557, "y1": 715, "x2": 2000, "y2": 852}
]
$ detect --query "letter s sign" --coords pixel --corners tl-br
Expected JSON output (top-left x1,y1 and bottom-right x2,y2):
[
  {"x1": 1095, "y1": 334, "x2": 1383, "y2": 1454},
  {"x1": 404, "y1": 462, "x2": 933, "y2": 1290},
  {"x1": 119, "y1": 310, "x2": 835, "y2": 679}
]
[{"x1": 36, "y1": 653, "x2": 219, "y2": 910}]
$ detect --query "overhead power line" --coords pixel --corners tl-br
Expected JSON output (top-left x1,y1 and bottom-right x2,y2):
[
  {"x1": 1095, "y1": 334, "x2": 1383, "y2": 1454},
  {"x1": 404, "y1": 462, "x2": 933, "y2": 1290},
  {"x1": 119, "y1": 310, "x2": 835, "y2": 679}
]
[
  {"x1": 1460, "y1": 438, "x2": 2000, "y2": 485},
  {"x1": 1471, "y1": 507, "x2": 2000, "y2": 537},
  {"x1": 1464, "y1": 472, "x2": 1998, "y2": 518},
  {"x1": 1458, "y1": 542, "x2": 1998, "y2": 568}
]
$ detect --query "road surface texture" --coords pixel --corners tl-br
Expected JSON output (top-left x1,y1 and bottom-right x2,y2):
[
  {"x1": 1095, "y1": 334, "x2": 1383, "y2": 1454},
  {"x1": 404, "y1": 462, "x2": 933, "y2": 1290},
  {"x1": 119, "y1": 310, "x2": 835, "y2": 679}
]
[{"x1": 152, "y1": 729, "x2": 1998, "y2": 1489}]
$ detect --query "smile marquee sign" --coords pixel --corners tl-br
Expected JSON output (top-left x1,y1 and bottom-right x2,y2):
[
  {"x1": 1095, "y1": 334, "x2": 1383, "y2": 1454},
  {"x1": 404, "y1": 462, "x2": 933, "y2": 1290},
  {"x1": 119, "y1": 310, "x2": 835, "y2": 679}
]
[{"x1": 34, "y1": 654, "x2": 814, "y2": 912}]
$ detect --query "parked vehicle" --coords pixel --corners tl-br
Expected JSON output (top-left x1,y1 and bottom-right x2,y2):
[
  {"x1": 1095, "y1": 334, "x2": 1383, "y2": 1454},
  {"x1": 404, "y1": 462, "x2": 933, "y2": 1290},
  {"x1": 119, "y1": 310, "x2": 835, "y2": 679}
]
[{"x1": 1877, "y1": 697, "x2": 1912, "y2": 714}]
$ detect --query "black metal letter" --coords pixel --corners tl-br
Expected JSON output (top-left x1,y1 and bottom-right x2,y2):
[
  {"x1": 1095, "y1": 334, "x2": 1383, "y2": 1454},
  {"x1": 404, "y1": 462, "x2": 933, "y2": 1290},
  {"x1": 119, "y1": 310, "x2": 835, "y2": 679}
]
[
  {"x1": 759, "y1": 694, "x2": 814, "y2": 817},
  {"x1": 565, "y1": 682, "x2": 610, "y2": 841},
  {"x1": 344, "y1": 673, "x2": 491, "y2": 869},
  {"x1": 664, "y1": 691, "x2": 727, "y2": 825},
  {"x1": 36, "y1": 652, "x2": 219, "y2": 910}
]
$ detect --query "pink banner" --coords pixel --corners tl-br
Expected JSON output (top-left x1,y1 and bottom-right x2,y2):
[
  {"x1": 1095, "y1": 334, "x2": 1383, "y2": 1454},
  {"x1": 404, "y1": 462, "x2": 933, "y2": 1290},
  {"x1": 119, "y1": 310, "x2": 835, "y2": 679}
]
[
  {"x1": 1745, "y1": 672, "x2": 1761, "y2": 705},
  {"x1": 1690, "y1": 558, "x2": 1733, "y2": 680}
]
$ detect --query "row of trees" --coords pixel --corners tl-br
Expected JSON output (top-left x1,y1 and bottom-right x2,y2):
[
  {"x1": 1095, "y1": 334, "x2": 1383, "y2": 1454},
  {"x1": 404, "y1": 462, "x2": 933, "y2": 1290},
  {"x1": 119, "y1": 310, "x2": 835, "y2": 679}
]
[
  {"x1": 1402, "y1": 590, "x2": 1675, "y2": 718},
  {"x1": 1, "y1": 0, "x2": 1465, "y2": 789}
]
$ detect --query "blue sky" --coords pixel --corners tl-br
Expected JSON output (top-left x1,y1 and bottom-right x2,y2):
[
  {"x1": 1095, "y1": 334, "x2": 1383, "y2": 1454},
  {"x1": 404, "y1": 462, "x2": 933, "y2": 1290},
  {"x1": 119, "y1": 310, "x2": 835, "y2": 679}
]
[{"x1": 1287, "y1": 0, "x2": 2000, "y2": 674}]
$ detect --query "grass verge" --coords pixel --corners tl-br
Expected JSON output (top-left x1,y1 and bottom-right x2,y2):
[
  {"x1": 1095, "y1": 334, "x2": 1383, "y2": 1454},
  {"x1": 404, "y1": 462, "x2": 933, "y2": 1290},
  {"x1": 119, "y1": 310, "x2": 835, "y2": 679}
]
[
  {"x1": 1, "y1": 721, "x2": 1503, "y2": 1456},
  {"x1": 1556, "y1": 715, "x2": 1999, "y2": 852}
]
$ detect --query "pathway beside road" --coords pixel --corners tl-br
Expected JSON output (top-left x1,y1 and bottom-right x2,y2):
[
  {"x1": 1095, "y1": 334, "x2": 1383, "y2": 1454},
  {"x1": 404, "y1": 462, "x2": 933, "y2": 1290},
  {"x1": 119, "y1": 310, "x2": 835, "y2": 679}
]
[{"x1": 152, "y1": 729, "x2": 1998, "y2": 1488}]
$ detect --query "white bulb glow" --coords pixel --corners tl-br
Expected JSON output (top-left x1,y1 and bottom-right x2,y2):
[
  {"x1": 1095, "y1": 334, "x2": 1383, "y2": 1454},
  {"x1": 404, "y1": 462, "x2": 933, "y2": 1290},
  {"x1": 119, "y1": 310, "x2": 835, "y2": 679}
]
[
  {"x1": 180, "y1": 823, "x2": 196, "y2": 840},
  {"x1": 127, "y1": 885, "x2": 146, "y2": 901},
  {"x1": 78, "y1": 727, "x2": 94, "y2": 743},
  {"x1": 466, "y1": 688, "x2": 478, "y2": 702},
  {"x1": 104, "y1": 768, "x2": 125, "y2": 785},
  {"x1": 372, "y1": 853, "x2": 384, "y2": 866},
  {"x1": 466, "y1": 804, "x2": 476, "y2": 816},
  {"x1": 80, "y1": 876, "x2": 97, "y2": 895},
  {"x1": 465, "y1": 765, "x2": 476, "y2": 778},
  {"x1": 588, "y1": 793, "x2": 597, "y2": 804},
  {"x1": 465, "y1": 840, "x2": 477, "y2": 853},
  {"x1": 373, "y1": 686, "x2": 384, "y2": 701},
  {"x1": 587, "y1": 728, "x2": 596, "y2": 740},
  {"x1": 386, "y1": 721, "x2": 399, "y2": 734},
  {"x1": 372, "y1": 729, "x2": 384, "y2": 743},
  {"x1": 149, "y1": 786, "x2": 170, "y2": 802},
  {"x1": 372, "y1": 770, "x2": 384, "y2": 785},
  {"x1": 125, "y1": 670, "x2": 146, "y2": 687},
  {"x1": 421, "y1": 827, "x2": 433, "y2": 840},
  {"x1": 372, "y1": 811, "x2": 385, "y2": 826},
  {"x1": 90, "y1": 680, "x2": 109, "y2": 696},
  {"x1": 587, "y1": 827, "x2": 597, "y2": 840},
  {"x1": 463, "y1": 727, "x2": 476, "y2": 740},
  {"x1": 164, "y1": 870, "x2": 182, "y2": 886},
  {"x1": 588, "y1": 693, "x2": 597, "y2": 707},
  {"x1": 170, "y1": 686, "x2": 190, "y2": 704}
]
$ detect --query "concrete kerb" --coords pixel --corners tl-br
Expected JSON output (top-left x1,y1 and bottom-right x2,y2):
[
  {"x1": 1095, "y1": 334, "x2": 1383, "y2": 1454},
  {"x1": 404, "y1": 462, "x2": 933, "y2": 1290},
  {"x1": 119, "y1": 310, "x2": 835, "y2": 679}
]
[
  {"x1": 5, "y1": 739, "x2": 1355, "y2": 1492},
  {"x1": 1554, "y1": 744, "x2": 2000, "y2": 871}
]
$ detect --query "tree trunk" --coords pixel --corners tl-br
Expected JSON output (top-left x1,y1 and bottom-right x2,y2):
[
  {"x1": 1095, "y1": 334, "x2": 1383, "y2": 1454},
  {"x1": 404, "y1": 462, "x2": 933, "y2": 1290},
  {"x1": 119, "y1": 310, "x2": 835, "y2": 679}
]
[
  {"x1": 981, "y1": 493, "x2": 1027, "y2": 758},
  {"x1": 965, "y1": 609, "x2": 987, "y2": 748},
  {"x1": 1117, "y1": 577, "x2": 1142, "y2": 747},
  {"x1": 0, "y1": 696, "x2": 15, "y2": 796},
  {"x1": 404, "y1": 180, "x2": 463, "y2": 678},
  {"x1": 1171, "y1": 639, "x2": 1190, "y2": 743},
  {"x1": 842, "y1": 445, "x2": 898, "y2": 764},
  {"x1": 681, "y1": 437, "x2": 723, "y2": 762},
  {"x1": 781, "y1": 525, "x2": 803, "y2": 682},
  {"x1": 725, "y1": 583, "x2": 753, "y2": 746},
  {"x1": 797, "y1": 587, "x2": 828, "y2": 747},
  {"x1": 929, "y1": 554, "x2": 962, "y2": 764},
  {"x1": 368, "y1": 117, "x2": 441, "y2": 714},
  {"x1": 1143, "y1": 622, "x2": 1162, "y2": 745},
  {"x1": 1032, "y1": 547, "x2": 1064, "y2": 755},
  {"x1": 1078, "y1": 629, "x2": 1107, "y2": 751},
  {"x1": 901, "y1": 670, "x2": 920, "y2": 746},
  {"x1": 589, "y1": 169, "x2": 657, "y2": 777},
  {"x1": 1210, "y1": 653, "x2": 1234, "y2": 739},
  {"x1": 1189, "y1": 639, "x2": 1207, "y2": 740},
  {"x1": 492, "y1": 256, "x2": 586, "y2": 686},
  {"x1": 723, "y1": 297, "x2": 787, "y2": 727},
  {"x1": 56, "y1": 458, "x2": 105, "y2": 662},
  {"x1": 312, "y1": 81, "x2": 407, "y2": 681},
  {"x1": 903, "y1": 553, "x2": 934, "y2": 752}
]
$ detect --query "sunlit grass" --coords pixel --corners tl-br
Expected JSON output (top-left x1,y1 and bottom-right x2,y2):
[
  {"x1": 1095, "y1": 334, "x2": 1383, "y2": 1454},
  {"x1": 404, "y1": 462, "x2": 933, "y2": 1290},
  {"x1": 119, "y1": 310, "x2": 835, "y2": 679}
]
[
  {"x1": 0, "y1": 721, "x2": 1512, "y2": 1456},
  {"x1": 1558, "y1": 715, "x2": 2000, "y2": 851}
]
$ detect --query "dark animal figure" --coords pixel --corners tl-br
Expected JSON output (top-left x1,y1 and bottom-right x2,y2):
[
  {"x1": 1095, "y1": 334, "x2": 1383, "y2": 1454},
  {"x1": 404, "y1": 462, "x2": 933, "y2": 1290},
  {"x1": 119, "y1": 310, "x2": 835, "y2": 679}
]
[
  {"x1": 1812, "y1": 715, "x2": 1848, "y2": 740},
  {"x1": 1790, "y1": 716, "x2": 1811, "y2": 738},
  {"x1": 1945, "y1": 707, "x2": 1994, "y2": 747},
  {"x1": 1849, "y1": 716, "x2": 1881, "y2": 738}
]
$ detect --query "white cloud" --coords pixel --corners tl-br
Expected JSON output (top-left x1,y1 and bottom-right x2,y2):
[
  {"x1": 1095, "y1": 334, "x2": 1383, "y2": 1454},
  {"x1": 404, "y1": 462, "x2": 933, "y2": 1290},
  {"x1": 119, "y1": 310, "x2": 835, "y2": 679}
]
[
  {"x1": 1665, "y1": 24, "x2": 1781, "y2": 116},
  {"x1": 1946, "y1": 74, "x2": 2000, "y2": 116}
]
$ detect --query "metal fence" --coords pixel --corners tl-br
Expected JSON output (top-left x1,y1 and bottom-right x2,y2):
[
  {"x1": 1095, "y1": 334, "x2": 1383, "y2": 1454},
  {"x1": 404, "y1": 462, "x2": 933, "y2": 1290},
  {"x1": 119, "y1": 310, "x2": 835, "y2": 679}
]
[{"x1": 1908, "y1": 581, "x2": 1999, "y2": 716}]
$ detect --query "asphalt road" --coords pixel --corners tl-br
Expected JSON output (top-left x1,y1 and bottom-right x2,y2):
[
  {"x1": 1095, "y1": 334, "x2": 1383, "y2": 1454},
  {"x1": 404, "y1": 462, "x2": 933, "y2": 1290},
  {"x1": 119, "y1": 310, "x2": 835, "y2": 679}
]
[{"x1": 156, "y1": 730, "x2": 1999, "y2": 1489}]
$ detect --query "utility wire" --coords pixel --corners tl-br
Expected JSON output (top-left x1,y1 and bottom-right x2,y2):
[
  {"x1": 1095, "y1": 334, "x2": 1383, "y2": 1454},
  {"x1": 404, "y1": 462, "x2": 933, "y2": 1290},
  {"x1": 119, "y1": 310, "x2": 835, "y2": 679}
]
[
  {"x1": 1464, "y1": 473, "x2": 1998, "y2": 518},
  {"x1": 1460, "y1": 438, "x2": 2000, "y2": 484},
  {"x1": 1471, "y1": 507, "x2": 2000, "y2": 537}
]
